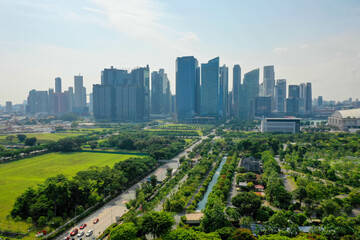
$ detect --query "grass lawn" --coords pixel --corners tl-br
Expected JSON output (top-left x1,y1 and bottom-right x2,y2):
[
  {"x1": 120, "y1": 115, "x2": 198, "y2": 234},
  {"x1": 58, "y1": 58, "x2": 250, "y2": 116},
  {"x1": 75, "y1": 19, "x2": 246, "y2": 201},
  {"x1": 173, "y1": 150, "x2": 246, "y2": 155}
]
[
  {"x1": 0, "y1": 152, "x2": 143, "y2": 233},
  {"x1": 0, "y1": 133, "x2": 84, "y2": 145},
  {"x1": 286, "y1": 176, "x2": 298, "y2": 191}
]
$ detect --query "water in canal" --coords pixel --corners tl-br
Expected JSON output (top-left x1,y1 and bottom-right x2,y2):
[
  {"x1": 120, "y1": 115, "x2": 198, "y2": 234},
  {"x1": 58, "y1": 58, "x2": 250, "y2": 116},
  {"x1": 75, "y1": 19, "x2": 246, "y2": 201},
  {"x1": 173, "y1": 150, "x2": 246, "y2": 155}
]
[{"x1": 196, "y1": 156, "x2": 227, "y2": 210}]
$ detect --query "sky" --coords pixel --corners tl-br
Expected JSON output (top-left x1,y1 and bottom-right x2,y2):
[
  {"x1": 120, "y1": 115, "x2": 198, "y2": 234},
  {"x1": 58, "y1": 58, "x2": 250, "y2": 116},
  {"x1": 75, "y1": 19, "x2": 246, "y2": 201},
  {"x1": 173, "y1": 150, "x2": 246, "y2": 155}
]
[{"x1": 0, "y1": 0, "x2": 360, "y2": 104}]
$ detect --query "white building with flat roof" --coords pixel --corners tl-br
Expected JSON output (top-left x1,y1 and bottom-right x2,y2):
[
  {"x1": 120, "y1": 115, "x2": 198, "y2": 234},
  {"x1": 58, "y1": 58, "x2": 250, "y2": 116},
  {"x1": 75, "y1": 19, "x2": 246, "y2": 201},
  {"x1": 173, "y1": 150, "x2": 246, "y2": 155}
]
[
  {"x1": 261, "y1": 118, "x2": 301, "y2": 133},
  {"x1": 328, "y1": 108, "x2": 360, "y2": 130}
]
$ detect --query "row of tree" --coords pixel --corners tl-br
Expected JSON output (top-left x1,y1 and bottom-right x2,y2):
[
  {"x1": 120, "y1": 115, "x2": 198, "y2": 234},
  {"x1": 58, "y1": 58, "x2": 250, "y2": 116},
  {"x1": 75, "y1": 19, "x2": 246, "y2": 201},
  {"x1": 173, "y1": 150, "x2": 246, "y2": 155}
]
[{"x1": 11, "y1": 157, "x2": 156, "y2": 226}]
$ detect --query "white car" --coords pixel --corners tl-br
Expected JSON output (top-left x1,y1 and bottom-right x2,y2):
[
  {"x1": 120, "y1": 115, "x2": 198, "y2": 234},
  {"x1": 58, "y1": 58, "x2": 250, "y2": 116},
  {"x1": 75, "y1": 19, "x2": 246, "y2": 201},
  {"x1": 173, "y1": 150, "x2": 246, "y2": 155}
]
[
  {"x1": 85, "y1": 230, "x2": 93, "y2": 237},
  {"x1": 77, "y1": 231, "x2": 84, "y2": 237}
]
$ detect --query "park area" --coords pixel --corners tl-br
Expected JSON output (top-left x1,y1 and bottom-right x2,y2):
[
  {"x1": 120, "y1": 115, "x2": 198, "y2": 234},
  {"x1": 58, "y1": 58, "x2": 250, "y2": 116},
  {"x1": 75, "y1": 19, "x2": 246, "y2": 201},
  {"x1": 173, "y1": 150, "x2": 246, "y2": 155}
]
[
  {"x1": 0, "y1": 151, "x2": 143, "y2": 233},
  {"x1": 0, "y1": 132, "x2": 85, "y2": 145}
]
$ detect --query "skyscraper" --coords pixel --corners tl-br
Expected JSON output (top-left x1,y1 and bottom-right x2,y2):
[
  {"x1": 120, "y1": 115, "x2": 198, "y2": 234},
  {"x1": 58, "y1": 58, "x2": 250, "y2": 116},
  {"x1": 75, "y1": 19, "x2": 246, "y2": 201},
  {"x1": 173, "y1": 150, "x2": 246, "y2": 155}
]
[
  {"x1": 93, "y1": 66, "x2": 149, "y2": 122},
  {"x1": 55, "y1": 77, "x2": 62, "y2": 93},
  {"x1": 176, "y1": 56, "x2": 199, "y2": 121},
  {"x1": 240, "y1": 68, "x2": 260, "y2": 118},
  {"x1": 287, "y1": 85, "x2": 300, "y2": 114},
  {"x1": 275, "y1": 79, "x2": 286, "y2": 112},
  {"x1": 263, "y1": 65, "x2": 275, "y2": 96},
  {"x1": 232, "y1": 65, "x2": 241, "y2": 117},
  {"x1": 74, "y1": 75, "x2": 84, "y2": 107},
  {"x1": 201, "y1": 57, "x2": 220, "y2": 119},
  {"x1": 151, "y1": 69, "x2": 171, "y2": 116},
  {"x1": 288, "y1": 85, "x2": 300, "y2": 98},
  {"x1": 5, "y1": 101, "x2": 12, "y2": 113},
  {"x1": 305, "y1": 83, "x2": 312, "y2": 114},
  {"x1": 220, "y1": 64, "x2": 229, "y2": 120}
]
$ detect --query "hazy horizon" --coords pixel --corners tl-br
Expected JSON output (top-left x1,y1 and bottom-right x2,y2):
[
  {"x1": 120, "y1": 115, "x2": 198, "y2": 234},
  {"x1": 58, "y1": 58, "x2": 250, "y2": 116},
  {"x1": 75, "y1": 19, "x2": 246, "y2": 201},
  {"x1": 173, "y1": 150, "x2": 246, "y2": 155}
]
[{"x1": 1, "y1": 0, "x2": 360, "y2": 104}]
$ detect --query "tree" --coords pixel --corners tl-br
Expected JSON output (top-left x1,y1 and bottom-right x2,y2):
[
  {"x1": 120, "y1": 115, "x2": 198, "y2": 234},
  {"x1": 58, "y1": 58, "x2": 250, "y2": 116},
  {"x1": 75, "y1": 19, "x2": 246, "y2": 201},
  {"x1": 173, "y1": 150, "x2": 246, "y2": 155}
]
[
  {"x1": 24, "y1": 137, "x2": 37, "y2": 146},
  {"x1": 293, "y1": 186, "x2": 307, "y2": 205},
  {"x1": 319, "y1": 199, "x2": 341, "y2": 217},
  {"x1": 110, "y1": 222, "x2": 138, "y2": 240},
  {"x1": 230, "y1": 229, "x2": 257, "y2": 240},
  {"x1": 71, "y1": 121, "x2": 79, "y2": 130},
  {"x1": 216, "y1": 227, "x2": 235, "y2": 240},
  {"x1": 37, "y1": 216, "x2": 47, "y2": 227},
  {"x1": 165, "y1": 228, "x2": 221, "y2": 240},
  {"x1": 231, "y1": 192, "x2": 261, "y2": 217},
  {"x1": 266, "y1": 211, "x2": 290, "y2": 233},
  {"x1": 166, "y1": 167, "x2": 173, "y2": 178},
  {"x1": 150, "y1": 175, "x2": 158, "y2": 188},
  {"x1": 201, "y1": 200, "x2": 231, "y2": 233},
  {"x1": 140, "y1": 211, "x2": 174, "y2": 238},
  {"x1": 90, "y1": 141, "x2": 98, "y2": 151},
  {"x1": 17, "y1": 134, "x2": 27, "y2": 142},
  {"x1": 6, "y1": 135, "x2": 15, "y2": 144}
]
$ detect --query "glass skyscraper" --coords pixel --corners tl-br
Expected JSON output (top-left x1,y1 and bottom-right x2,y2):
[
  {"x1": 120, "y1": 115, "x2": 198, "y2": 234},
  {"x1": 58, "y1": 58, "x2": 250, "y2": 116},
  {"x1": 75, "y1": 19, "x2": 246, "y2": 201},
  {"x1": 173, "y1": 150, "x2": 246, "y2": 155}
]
[
  {"x1": 201, "y1": 57, "x2": 220, "y2": 119},
  {"x1": 240, "y1": 68, "x2": 259, "y2": 118},
  {"x1": 175, "y1": 56, "x2": 199, "y2": 122}
]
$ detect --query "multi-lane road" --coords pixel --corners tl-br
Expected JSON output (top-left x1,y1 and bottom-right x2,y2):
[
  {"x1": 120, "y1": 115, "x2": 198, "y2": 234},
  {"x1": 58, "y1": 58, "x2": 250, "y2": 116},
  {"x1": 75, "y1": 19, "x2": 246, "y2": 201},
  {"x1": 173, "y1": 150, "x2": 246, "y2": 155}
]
[{"x1": 56, "y1": 134, "x2": 209, "y2": 240}]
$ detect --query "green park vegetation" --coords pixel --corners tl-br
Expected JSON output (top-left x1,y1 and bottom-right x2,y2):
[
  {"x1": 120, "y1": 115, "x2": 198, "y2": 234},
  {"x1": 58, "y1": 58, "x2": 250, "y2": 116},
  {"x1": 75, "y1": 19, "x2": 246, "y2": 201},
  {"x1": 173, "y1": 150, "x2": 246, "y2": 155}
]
[
  {"x1": 0, "y1": 132, "x2": 85, "y2": 145},
  {"x1": 0, "y1": 152, "x2": 145, "y2": 232}
]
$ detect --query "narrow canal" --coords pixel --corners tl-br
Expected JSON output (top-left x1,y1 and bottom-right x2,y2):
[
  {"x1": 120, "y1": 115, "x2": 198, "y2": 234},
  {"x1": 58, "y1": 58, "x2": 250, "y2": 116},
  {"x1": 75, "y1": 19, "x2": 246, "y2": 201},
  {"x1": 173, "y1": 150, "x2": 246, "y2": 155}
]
[{"x1": 196, "y1": 156, "x2": 228, "y2": 210}]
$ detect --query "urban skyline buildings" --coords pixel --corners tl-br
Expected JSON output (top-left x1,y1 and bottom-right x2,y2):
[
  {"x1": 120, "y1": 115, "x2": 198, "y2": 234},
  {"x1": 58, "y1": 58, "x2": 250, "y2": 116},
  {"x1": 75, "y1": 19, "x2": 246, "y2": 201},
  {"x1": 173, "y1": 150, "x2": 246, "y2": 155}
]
[
  {"x1": 232, "y1": 65, "x2": 241, "y2": 117},
  {"x1": 93, "y1": 65, "x2": 150, "y2": 122},
  {"x1": 175, "y1": 56, "x2": 199, "y2": 122},
  {"x1": 151, "y1": 69, "x2": 171, "y2": 116},
  {"x1": 275, "y1": 79, "x2": 287, "y2": 113},
  {"x1": 201, "y1": 57, "x2": 220, "y2": 119},
  {"x1": 18, "y1": 55, "x2": 318, "y2": 123}
]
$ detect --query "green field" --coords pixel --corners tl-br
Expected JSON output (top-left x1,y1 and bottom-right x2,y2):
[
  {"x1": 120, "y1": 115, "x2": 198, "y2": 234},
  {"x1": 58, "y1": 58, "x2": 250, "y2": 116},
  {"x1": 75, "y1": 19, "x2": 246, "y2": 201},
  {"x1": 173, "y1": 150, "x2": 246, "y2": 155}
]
[
  {"x1": 0, "y1": 152, "x2": 142, "y2": 232},
  {"x1": 0, "y1": 132, "x2": 84, "y2": 145}
]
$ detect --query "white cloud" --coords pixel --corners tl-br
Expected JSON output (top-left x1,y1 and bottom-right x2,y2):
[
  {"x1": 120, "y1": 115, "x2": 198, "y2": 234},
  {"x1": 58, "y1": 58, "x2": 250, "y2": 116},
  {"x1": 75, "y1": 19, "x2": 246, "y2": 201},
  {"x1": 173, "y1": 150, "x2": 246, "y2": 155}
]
[
  {"x1": 82, "y1": 6, "x2": 105, "y2": 14},
  {"x1": 89, "y1": 0, "x2": 169, "y2": 40},
  {"x1": 182, "y1": 32, "x2": 200, "y2": 42},
  {"x1": 273, "y1": 47, "x2": 288, "y2": 53},
  {"x1": 300, "y1": 44, "x2": 309, "y2": 49}
]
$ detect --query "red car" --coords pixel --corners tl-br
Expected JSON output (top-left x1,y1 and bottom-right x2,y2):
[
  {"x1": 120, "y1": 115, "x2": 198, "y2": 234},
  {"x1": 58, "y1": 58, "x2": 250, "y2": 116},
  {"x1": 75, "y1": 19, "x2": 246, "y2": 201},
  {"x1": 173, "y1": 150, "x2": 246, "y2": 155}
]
[
  {"x1": 64, "y1": 237, "x2": 70, "y2": 240},
  {"x1": 79, "y1": 224, "x2": 87, "y2": 229},
  {"x1": 70, "y1": 228, "x2": 78, "y2": 236},
  {"x1": 93, "y1": 218, "x2": 99, "y2": 224}
]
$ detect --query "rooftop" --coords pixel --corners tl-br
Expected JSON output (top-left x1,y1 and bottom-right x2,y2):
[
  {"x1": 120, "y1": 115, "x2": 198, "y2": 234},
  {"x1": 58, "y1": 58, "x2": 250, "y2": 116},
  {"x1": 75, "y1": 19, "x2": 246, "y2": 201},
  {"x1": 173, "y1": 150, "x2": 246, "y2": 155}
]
[{"x1": 333, "y1": 108, "x2": 360, "y2": 118}]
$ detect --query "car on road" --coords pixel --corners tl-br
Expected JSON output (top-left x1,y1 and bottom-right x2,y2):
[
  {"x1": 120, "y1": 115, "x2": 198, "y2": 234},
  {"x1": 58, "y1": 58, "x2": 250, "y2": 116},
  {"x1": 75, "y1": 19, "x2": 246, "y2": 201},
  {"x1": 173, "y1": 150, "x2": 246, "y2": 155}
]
[
  {"x1": 79, "y1": 224, "x2": 87, "y2": 229},
  {"x1": 93, "y1": 218, "x2": 99, "y2": 224},
  {"x1": 77, "y1": 231, "x2": 84, "y2": 237},
  {"x1": 70, "y1": 229, "x2": 78, "y2": 236},
  {"x1": 85, "y1": 230, "x2": 93, "y2": 237},
  {"x1": 64, "y1": 237, "x2": 70, "y2": 240}
]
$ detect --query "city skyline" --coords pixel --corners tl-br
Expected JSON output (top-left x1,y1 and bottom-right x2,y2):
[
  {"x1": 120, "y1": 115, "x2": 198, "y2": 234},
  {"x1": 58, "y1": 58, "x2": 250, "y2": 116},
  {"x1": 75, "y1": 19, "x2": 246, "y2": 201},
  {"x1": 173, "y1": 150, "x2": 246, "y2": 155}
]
[{"x1": 1, "y1": 0, "x2": 360, "y2": 104}]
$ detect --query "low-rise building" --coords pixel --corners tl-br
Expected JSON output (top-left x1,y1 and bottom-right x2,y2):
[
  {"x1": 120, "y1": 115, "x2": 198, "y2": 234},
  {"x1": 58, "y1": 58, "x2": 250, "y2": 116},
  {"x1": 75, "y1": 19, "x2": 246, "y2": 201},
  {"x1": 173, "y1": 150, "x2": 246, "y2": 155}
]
[
  {"x1": 328, "y1": 108, "x2": 360, "y2": 131},
  {"x1": 261, "y1": 118, "x2": 301, "y2": 133}
]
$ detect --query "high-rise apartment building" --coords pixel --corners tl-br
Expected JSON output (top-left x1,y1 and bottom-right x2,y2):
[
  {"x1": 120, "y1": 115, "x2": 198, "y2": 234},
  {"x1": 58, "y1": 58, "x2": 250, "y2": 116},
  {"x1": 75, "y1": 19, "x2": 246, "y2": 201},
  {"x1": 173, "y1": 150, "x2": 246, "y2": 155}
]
[
  {"x1": 74, "y1": 75, "x2": 85, "y2": 107},
  {"x1": 26, "y1": 90, "x2": 49, "y2": 113},
  {"x1": 93, "y1": 66, "x2": 149, "y2": 122},
  {"x1": 176, "y1": 56, "x2": 199, "y2": 121},
  {"x1": 5, "y1": 101, "x2": 12, "y2": 113},
  {"x1": 55, "y1": 77, "x2": 62, "y2": 93},
  {"x1": 232, "y1": 65, "x2": 241, "y2": 117},
  {"x1": 201, "y1": 57, "x2": 220, "y2": 119},
  {"x1": 275, "y1": 79, "x2": 286, "y2": 113},
  {"x1": 151, "y1": 69, "x2": 171, "y2": 116}
]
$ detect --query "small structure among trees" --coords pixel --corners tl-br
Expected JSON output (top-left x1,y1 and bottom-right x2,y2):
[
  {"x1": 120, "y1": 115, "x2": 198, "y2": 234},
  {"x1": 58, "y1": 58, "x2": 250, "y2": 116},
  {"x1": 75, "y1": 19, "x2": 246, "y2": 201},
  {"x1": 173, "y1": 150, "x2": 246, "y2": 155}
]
[{"x1": 240, "y1": 157, "x2": 262, "y2": 173}]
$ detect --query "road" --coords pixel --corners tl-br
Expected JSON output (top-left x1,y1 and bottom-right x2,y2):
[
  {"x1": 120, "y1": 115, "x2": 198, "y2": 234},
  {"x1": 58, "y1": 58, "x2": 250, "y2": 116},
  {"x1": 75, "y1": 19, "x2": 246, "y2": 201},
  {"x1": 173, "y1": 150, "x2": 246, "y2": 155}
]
[{"x1": 56, "y1": 134, "x2": 209, "y2": 240}]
